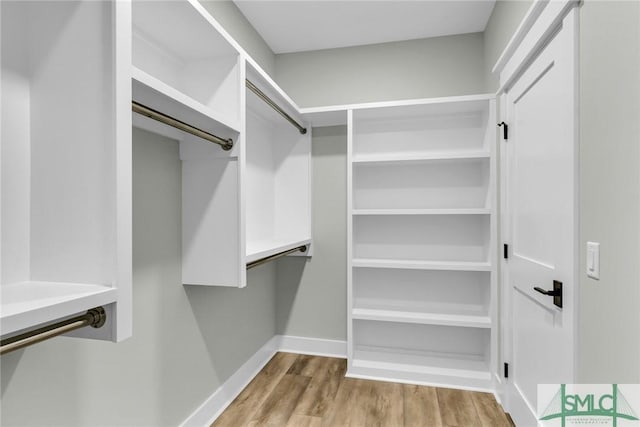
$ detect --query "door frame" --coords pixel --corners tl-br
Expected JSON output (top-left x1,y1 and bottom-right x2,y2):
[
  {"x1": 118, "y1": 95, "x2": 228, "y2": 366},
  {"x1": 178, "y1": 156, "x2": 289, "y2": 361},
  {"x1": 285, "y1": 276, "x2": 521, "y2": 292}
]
[{"x1": 493, "y1": 0, "x2": 581, "y2": 419}]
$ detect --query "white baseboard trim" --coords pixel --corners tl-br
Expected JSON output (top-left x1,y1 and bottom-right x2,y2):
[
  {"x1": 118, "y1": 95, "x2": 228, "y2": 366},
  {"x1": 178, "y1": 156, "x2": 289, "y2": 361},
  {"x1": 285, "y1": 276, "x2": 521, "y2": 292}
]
[
  {"x1": 275, "y1": 334, "x2": 347, "y2": 358},
  {"x1": 180, "y1": 336, "x2": 279, "y2": 427},
  {"x1": 180, "y1": 335, "x2": 347, "y2": 427}
]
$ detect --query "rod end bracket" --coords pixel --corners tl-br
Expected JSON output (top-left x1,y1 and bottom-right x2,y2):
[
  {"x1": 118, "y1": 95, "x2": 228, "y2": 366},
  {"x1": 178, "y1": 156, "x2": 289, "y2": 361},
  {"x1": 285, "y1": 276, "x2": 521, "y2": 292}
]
[{"x1": 87, "y1": 307, "x2": 107, "y2": 329}]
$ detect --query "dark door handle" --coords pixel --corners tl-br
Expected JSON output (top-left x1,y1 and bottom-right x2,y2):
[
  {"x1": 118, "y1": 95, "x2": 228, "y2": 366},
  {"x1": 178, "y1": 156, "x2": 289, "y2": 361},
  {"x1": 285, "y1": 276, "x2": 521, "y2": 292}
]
[
  {"x1": 533, "y1": 280, "x2": 563, "y2": 308},
  {"x1": 534, "y1": 286, "x2": 560, "y2": 296}
]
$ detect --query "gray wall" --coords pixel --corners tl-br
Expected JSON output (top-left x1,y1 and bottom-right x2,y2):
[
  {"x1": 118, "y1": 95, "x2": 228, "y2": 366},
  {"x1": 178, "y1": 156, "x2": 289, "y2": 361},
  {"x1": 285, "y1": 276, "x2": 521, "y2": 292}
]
[
  {"x1": 275, "y1": 33, "x2": 486, "y2": 107},
  {"x1": 199, "y1": 0, "x2": 276, "y2": 77},
  {"x1": 577, "y1": 0, "x2": 640, "y2": 383},
  {"x1": 483, "y1": 0, "x2": 532, "y2": 91},
  {"x1": 1, "y1": 129, "x2": 277, "y2": 426},
  {"x1": 276, "y1": 126, "x2": 347, "y2": 340}
]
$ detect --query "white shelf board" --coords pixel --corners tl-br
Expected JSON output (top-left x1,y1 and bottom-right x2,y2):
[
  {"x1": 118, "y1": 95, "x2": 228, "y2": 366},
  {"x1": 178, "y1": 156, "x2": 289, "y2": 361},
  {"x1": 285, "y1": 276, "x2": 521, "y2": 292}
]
[
  {"x1": 1, "y1": 282, "x2": 117, "y2": 336},
  {"x1": 301, "y1": 93, "x2": 494, "y2": 115},
  {"x1": 352, "y1": 150, "x2": 490, "y2": 164},
  {"x1": 302, "y1": 109, "x2": 348, "y2": 127},
  {"x1": 352, "y1": 348, "x2": 491, "y2": 381},
  {"x1": 132, "y1": 67, "x2": 241, "y2": 134},
  {"x1": 246, "y1": 238, "x2": 311, "y2": 264},
  {"x1": 352, "y1": 258, "x2": 492, "y2": 272},
  {"x1": 352, "y1": 208, "x2": 491, "y2": 216},
  {"x1": 352, "y1": 307, "x2": 490, "y2": 329}
]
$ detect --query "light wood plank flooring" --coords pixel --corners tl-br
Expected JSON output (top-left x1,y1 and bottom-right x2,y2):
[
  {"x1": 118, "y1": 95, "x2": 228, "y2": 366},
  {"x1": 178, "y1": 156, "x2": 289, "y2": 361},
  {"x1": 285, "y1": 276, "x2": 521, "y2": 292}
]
[{"x1": 212, "y1": 352, "x2": 513, "y2": 427}]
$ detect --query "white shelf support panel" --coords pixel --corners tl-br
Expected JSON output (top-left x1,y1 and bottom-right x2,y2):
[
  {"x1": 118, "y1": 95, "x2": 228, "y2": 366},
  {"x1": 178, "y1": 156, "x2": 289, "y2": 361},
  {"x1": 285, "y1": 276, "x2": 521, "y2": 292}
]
[
  {"x1": 1, "y1": 0, "x2": 132, "y2": 341},
  {"x1": 347, "y1": 96, "x2": 497, "y2": 391}
]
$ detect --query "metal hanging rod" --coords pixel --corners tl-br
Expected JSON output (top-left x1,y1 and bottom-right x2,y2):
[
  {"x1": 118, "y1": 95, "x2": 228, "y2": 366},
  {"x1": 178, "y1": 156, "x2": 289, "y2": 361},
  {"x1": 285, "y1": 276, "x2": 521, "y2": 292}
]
[
  {"x1": 0, "y1": 307, "x2": 107, "y2": 355},
  {"x1": 132, "y1": 101, "x2": 234, "y2": 151},
  {"x1": 246, "y1": 80, "x2": 307, "y2": 135},
  {"x1": 247, "y1": 245, "x2": 308, "y2": 270}
]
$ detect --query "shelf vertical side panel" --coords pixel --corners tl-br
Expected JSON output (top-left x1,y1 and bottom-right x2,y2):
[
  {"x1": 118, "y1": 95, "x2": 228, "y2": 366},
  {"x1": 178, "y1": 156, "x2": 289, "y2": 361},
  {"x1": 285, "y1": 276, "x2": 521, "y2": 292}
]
[
  {"x1": 487, "y1": 98, "x2": 499, "y2": 383},
  {"x1": 182, "y1": 154, "x2": 241, "y2": 287},
  {"x1": 347, "y1": 109, "x2": 355, "y2": 367},
  {"x1": 237, "y1": 55, "x2": 247, "y2": 287},
  {"x1": 114, "y1": 0, "x2": 133, "y2": 340}
]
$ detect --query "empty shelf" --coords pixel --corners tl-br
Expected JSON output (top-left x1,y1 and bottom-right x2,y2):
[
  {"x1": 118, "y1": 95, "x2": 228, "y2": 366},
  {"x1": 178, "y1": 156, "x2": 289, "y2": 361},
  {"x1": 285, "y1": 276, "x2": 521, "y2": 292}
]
[
  {"x1": 352, "y1": 208, "x2": 491, "y2": 216},
  {"x1": 351, "y1": 347, "x2": 491, "y2": 381},
  {"x1": 352, "y1": 151, "x2": 490, "y2": 164},
  {"x1": 352, "y1": 303, "x2": 490, "y2": 328},
  {"x1": 246, "y1": 238, "x2": 311, "y2": 264},
  {"x1": 352, "y1": 259, "x2": 491, "y2": 271},
  {"x1": 1, "y1": 281, "x2": 117, "y2": 336},
  {"x1": 132, "y1": 68, "x2": 241, "y2": 136}
]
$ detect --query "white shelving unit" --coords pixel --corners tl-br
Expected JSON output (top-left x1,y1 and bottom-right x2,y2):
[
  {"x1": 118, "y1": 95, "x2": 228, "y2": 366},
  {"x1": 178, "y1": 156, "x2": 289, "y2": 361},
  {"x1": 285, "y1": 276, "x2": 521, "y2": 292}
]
[
  {"x1": 132, "y1": 0, "x2": 244, "y2": 287},
  {"x1": 132, "y1": 1, "x2": 311, "y2": 287},
  {"x1": 347, "y1": 95, "x2": 497, "y2": 391},
  {"x1": 245, "y1": 64, "x2": 312, "y2": 265},
  {"x1": 131, "y1": 0, "x2": 242, "y2": 134},
  {"x1": 1, "y1": 1, "x2": 132, "y2": 340}
]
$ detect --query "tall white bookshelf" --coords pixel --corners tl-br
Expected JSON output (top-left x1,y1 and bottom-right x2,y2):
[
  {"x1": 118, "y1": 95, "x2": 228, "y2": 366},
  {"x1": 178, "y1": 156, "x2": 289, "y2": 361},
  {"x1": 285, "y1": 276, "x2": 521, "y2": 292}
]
[{"x1": 347, "y1": 96, "x2": 497, "y2": 391}]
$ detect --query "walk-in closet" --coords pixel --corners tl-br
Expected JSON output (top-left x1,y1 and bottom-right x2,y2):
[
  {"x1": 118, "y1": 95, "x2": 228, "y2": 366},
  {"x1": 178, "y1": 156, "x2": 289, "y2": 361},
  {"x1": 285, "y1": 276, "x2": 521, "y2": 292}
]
[{"x1": 2, "y1": 1, "x2": 639, "y2": 426}]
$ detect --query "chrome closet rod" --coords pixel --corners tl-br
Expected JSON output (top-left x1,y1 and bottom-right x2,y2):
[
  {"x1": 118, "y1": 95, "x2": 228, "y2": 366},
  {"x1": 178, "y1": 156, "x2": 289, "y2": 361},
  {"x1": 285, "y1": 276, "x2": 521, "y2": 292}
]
[
  {"x1": 246, "y1": 245, "x2": 308, "y2": 270},
  {"x1": 0, "y1": 307, "x2": 107, "y2": 355},
  {"x1": 245, "y1": 79, "x2": 307, "y2": 135},
  {"x1": 132, "y1": 101, "x2": 234, "y2": 151}
]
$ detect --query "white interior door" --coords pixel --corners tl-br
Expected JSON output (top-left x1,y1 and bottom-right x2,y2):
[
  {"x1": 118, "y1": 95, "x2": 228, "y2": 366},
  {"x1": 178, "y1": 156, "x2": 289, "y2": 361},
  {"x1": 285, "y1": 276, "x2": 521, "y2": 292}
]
[{"x1": 503, "y1": 11, "x2": 577, "y2": 426}]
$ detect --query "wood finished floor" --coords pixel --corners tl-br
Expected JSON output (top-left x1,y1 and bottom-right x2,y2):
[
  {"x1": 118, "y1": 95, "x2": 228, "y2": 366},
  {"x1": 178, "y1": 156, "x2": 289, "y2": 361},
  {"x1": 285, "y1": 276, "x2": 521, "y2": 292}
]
[{"x1": 212, "y1": 352, "x2": 513, "y2": 427}]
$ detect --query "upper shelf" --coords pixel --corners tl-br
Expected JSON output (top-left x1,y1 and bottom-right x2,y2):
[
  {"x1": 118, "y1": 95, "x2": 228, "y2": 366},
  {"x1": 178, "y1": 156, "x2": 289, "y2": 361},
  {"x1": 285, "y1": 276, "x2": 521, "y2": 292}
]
[
  {"x1": 132, "y1": 0, "x2": 241, "y2": 143},
  {"x1": 300, "y1": 94, "x2": 494, "y2": 127},
  {"x1": 132, "y1": 68, "x2": 240, "y2": 142}
]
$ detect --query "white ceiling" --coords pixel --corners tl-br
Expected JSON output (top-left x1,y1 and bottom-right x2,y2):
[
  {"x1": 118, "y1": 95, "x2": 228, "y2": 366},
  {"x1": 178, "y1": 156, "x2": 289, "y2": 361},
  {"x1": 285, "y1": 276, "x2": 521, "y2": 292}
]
[{"x1": 233, "y1": 1, "x2": 496, "y2": 54}]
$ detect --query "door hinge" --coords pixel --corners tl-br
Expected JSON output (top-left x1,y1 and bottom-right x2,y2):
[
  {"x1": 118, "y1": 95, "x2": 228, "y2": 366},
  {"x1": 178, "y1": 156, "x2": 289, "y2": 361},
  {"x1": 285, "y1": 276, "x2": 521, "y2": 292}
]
[
  {"x1": 498, "y1": 122, "x2": 508, "y2": 140},
  {"x1": 503, "y1": 244, "x2": 509, "y2": 260},
  {"x1": 504, "y1": 362, "x2": 509, "y2": 378}
]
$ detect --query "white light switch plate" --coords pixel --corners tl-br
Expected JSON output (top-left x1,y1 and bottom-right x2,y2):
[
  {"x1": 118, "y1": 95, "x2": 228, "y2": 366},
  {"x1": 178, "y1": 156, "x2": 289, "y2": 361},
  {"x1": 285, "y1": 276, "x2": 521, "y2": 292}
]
[{"x1": 587, "y1": 241, "x2": 600, "y2": 280}]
